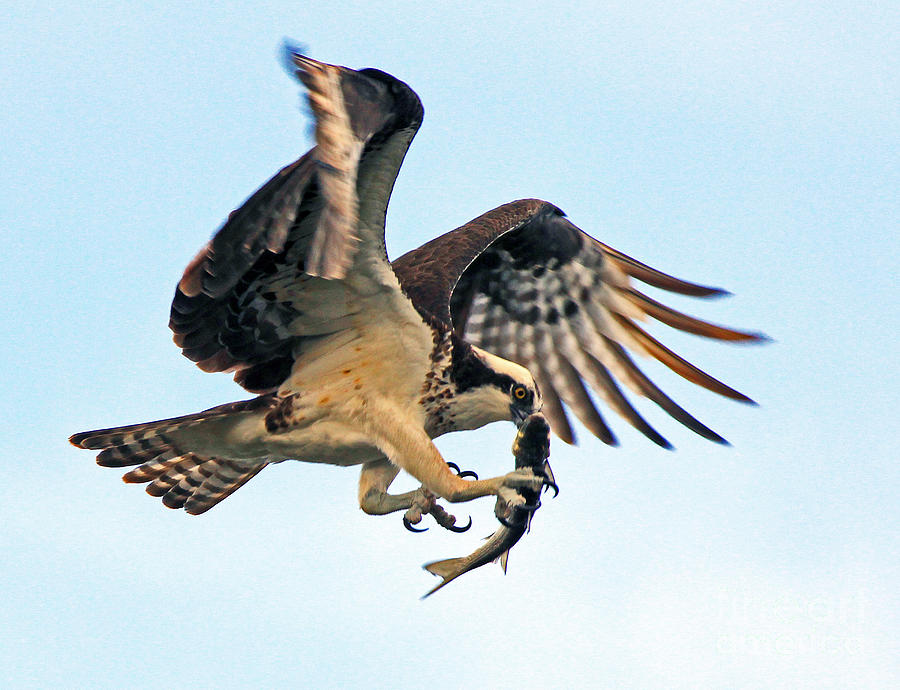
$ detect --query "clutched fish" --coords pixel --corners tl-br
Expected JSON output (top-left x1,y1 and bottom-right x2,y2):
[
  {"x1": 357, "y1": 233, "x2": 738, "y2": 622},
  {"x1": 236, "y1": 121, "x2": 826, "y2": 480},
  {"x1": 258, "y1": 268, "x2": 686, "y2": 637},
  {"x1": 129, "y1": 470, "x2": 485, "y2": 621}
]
[{"x1": 422, "y1": 413, "x2": 556, "y2": 597}]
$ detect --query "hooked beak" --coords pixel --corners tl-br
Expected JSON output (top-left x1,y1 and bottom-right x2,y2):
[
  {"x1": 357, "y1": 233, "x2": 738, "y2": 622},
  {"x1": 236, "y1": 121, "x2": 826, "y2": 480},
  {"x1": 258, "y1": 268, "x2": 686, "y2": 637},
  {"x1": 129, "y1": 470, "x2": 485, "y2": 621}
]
[{"x1": 511, "y1": 406, "x2": 530, "y2": 428}]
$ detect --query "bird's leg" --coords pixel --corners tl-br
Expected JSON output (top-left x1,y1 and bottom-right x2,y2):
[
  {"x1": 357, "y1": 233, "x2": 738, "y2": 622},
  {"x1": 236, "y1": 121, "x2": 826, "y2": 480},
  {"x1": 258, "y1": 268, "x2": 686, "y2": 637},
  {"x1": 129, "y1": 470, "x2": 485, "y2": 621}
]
[
  {"x1": 358, "y1": 458, "x2": 412, "y2": 514},
  {"x1": 444, "y1": 467, "x2": 553, "y2": 509},
  {"x1": 421, "y1": 462, "x2": 475, "y2": 532},
  {"x1": 357, "y1": 459, "x2": 471, "y2": 533},
  {"x1": 361, "y1": 399, "x2": 553, "y2": 515}
]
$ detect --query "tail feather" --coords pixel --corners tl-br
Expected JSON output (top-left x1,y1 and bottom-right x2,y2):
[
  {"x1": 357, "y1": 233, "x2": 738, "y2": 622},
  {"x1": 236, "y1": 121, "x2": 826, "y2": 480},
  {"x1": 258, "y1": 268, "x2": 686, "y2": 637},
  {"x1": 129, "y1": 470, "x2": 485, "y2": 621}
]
[
  {"x1": 121, "y1": 450, "x2": 183, "y2": 483},
  {"x1": 127, "y1": 453, "x2": 267, "y2": 515},
  {"x1": 186, "y1": 463, "x2": 267, "y2": 515},
  {"x1": 70, "y1": 397, "x2": 274, "y2": 514},
  {"x1": 145, "y1": 455, "x2": 205, "y2": 497},
  {"x1": 160, "y1": 458, "x2": 214, "y2": 509}
]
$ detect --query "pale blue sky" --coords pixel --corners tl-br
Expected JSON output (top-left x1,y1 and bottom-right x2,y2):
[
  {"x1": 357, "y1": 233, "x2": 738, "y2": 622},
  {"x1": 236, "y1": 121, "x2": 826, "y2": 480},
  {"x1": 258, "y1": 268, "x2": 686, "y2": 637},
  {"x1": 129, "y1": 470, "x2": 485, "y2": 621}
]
[{"x1": 2, "y1": 2, "x2": 897, "y2": 688}]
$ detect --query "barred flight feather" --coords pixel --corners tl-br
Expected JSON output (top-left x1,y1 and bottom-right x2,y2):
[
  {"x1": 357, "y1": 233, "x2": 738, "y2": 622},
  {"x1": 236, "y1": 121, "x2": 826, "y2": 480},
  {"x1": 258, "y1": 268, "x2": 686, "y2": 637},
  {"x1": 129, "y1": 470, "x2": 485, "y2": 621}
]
[
  {"x1": 146, "y1": 456, "x2": 202, "y2": 497},
  {"x1": 538, "y1": 328, "x2": 616, "y2": 445},
  {"x1": 599, "y1": 335, "x2": 728, "y2": 444},
  {"x1": 70, "y1": 397, "x2": 275, "y2": 513},
  {"x1": 393, "y1": 199, "x2": 765, "y2": 446},
  {"x1": 551, "y1": 302, "x2": 672, "y2": 448},
  {"x1": 592, "y1": 240, "x2": 729, "y2": 298},
  {"x1": 610, "y1": 312, "x2": 755, "y2": 403},
  {"x1": 186, "y1": 463, "x2": 267, "y2": 515},
  {"x1": 579, "y1": 349, "x2": 672, "y2": 448},
  {"x1": 618, "y1": 287, "x2": 765, "y2": 342},
  {"x1": 121, "y1": 451, "x2": 183, "y2": 483},
  {"x1": 290, "y1": 54, "x2": 362, "y2": 279},
  {"x1": 532, "y1": 367, "x2": 575, "y2": 445}
]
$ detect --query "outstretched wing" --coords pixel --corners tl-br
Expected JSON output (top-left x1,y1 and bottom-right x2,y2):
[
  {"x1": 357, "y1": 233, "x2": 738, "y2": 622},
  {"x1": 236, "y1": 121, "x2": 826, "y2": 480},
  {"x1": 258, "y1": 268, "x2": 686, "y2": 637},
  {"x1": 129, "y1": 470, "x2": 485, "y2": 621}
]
[
  {"x1": 392, "y1": 199, "x2": 767, "y2": 446},
  {"x1": 169, "y1": 49, "x2": 425, "y2": 392}
]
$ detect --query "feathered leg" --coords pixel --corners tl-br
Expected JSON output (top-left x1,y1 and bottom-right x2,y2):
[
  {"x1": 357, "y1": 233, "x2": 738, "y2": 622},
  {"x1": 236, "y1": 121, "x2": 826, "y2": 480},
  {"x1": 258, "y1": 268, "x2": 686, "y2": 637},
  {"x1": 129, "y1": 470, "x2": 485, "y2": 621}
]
[{"x1": 357, "y1": 459, "x2": 471, "y2": 533}]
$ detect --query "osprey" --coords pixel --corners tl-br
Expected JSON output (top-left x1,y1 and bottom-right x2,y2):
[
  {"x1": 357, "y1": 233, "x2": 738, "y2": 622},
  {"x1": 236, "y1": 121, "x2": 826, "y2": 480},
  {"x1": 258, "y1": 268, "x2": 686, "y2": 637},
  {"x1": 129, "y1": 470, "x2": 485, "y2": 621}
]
[{"x1": 71, "y1": 49, "x2": 764, "y2": 531}]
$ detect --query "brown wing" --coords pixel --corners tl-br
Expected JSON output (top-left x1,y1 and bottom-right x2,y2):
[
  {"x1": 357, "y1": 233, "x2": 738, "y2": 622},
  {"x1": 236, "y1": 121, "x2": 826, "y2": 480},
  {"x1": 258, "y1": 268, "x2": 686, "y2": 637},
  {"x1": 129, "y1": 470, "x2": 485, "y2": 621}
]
[
  {"x1": 392, "y1": 199, "x2": 767, "y2": 446},
  {"x1": 169, "y1": 49, "x2": 424, "y2": 393}
]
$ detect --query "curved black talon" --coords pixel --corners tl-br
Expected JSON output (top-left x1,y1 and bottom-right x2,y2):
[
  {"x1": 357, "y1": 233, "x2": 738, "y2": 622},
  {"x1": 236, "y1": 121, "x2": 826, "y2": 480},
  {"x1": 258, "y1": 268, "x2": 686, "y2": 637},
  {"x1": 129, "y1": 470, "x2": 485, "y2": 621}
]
[
  {"x1": 446, "y1": 515, "x2": 473, "y2": 533},
  {"x1": 447, "y1": 462, "x2": 478, "y2": 480},
  {"x1": 403, "y1": 517, "x2": 428, "y2": 533}
]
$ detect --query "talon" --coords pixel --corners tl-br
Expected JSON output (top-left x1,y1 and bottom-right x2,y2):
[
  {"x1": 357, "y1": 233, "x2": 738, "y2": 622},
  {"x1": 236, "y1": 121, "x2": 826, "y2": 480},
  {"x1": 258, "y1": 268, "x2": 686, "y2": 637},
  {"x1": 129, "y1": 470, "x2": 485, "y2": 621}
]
[
  {"x1": 446, "y1": 515, "x2": 473, "y2": 533},
  {"x1": 430, "y1": 502, "x2": 472, "y2": 534},
  {"x1": 540, "y1": 461, "x2": 558, "y2": 497},
  {"x1": 403, "y1": 516, "x2": 428, "y2": 533},
  {"x1": 447, "y1": 462, "x2": 478, "y2": 480}
]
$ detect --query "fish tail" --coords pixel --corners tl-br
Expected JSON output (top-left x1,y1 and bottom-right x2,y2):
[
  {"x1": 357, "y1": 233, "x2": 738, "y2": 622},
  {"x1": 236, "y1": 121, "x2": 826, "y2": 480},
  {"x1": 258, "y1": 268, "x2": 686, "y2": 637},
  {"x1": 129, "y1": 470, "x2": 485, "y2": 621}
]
[
  {"x1": 423, "y1": 556, "x2": 467, "y2": 581},
  {"x1": 421, "y1": 557, "x2": 470, "y2": 598}
]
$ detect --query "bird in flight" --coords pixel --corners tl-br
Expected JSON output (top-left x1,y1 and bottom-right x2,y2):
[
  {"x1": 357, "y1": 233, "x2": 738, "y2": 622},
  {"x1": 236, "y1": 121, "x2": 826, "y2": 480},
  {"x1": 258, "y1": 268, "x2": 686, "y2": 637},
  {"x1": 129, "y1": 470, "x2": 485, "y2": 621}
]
[{"x1": 70, "y1": 47, "x2": 765, "y2": 532}]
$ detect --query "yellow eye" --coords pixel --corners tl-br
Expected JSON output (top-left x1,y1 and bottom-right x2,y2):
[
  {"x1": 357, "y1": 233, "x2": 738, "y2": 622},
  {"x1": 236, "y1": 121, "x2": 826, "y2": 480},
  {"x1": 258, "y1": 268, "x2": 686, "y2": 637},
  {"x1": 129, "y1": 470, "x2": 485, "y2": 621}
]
[{"x1": 513, "y1": 385, "x2": 528, "y2": 400}]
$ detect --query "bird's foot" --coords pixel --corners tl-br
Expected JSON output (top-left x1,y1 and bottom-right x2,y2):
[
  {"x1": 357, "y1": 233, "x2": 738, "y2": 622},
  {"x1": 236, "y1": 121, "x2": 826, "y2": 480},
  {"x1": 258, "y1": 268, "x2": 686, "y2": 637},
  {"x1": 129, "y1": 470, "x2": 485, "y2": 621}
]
[
  {"x1": 493, "y1": 465, "x2": 558, "y2": 526},
  {"x1": 403, "y1": 487, "x2": 472, "y2": 533},
  {"x1": 498, "y1": 466, "x2": 558, "y2": 498}
]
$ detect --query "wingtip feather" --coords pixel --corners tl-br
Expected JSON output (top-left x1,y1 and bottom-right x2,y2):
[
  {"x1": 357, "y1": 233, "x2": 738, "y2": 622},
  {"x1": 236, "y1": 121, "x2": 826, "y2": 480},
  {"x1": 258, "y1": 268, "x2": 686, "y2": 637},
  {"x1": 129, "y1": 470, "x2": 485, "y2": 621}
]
[
  {"x1": 611, "y1": 312, "x2": 755, "y2": 403},
  {"x1": 619, "y1": 287, "x2": 768, "y2": 343},
  {"x1": 69, "y1": 432, "x2": 88, "y2": 448},
  {"x1": 745, "y1": 332, "x2": 774, "y2": 345},
  {"x1": 597, "y1": 242, "x2": 730, "y2": 297},
  {"x1": 280, "y1": 39, "x2": 311, "y2": 79}
]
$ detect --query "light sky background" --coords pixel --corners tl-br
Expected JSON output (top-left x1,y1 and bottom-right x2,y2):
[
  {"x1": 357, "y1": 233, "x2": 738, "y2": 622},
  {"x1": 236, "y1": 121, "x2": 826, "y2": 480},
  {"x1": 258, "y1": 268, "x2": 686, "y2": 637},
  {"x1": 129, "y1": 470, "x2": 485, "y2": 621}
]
[{"x1": 2, "y1": 2, "x2": 897, "y2": 688}]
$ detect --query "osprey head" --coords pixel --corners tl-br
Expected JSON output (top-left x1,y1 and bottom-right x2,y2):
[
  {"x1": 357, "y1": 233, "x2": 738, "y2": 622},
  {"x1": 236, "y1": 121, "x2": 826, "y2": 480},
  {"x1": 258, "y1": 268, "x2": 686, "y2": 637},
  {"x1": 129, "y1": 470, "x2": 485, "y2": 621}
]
[{"x1": 447, "y1": 343, "x2": 542, "y2": 432}]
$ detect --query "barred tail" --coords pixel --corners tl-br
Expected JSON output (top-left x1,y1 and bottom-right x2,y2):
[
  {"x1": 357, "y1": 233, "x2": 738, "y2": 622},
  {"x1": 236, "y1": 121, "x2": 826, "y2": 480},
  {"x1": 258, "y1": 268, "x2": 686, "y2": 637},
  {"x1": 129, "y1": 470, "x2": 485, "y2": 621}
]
[{"x1": 70, "y1": 397, "x2": 274, "y2": 514}]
